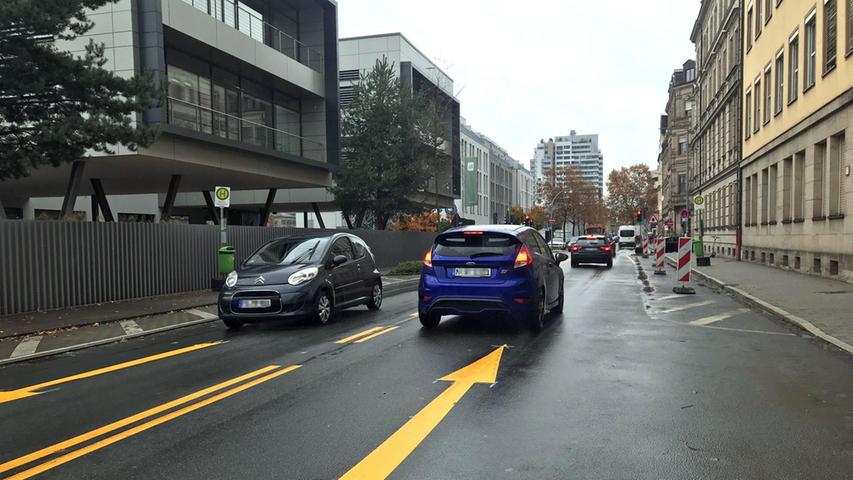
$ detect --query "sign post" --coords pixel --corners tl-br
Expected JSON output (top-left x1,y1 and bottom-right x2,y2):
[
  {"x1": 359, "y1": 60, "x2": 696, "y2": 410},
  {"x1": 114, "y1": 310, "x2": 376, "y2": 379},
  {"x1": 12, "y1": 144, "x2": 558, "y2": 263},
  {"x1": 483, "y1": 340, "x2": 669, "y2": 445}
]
[{"x1": 214, "y1": 186, "x2": 231, "y2": 245}]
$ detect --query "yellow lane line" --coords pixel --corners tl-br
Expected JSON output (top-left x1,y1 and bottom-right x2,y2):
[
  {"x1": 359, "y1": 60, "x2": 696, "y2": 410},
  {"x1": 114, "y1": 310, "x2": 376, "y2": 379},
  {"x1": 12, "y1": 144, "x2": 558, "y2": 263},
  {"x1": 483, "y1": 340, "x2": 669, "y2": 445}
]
[
  {"x1": 334, "y1": 327, "x2": 386, "y2": 344},
  {"x1": 353, "y1": 326, "x2": 399, "y2": 344},
  {"x1": 0, "y1": 342, "x2": 221, "y2": 405},
  {"x1": 0, "y1": 365, "x2": 284, "y2": 475}
]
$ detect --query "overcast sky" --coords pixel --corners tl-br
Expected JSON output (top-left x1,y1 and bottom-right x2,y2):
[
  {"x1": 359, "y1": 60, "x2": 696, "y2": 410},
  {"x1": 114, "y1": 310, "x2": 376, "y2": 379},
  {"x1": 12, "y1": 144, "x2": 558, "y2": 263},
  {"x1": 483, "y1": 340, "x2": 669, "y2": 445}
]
[{"x1": 338, "y1": 0, "x2": 698, "y2": 179}]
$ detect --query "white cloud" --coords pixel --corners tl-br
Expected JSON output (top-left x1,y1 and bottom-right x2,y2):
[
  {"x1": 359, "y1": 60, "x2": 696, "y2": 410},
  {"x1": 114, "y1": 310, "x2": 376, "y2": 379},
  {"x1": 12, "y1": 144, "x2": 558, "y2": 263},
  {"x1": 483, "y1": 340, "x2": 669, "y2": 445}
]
[{"x1": 338, "y1": 0, "x2": 697, "y2": 178}]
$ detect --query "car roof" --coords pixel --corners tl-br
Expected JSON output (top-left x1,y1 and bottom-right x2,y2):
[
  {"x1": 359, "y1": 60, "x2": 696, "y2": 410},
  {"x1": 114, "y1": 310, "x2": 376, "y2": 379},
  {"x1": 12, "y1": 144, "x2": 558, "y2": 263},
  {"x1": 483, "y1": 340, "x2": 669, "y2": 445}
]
[{"x1": 441, "y1": 224, "x2": 534, "y2": 236}]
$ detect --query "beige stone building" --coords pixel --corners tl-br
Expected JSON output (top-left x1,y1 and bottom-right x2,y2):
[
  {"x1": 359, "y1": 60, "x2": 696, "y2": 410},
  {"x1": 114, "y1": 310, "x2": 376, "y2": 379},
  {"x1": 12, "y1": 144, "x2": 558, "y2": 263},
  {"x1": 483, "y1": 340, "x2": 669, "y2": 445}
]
[
  {"x1": 659, "y1": 60, "x2": 696, "y2": 236},
  {"x1": 691, "y1": 0, "x2": 743, "y2": 258},
  {"x1": 741, "y1": 0, "x2": 852, "y2": 281}
]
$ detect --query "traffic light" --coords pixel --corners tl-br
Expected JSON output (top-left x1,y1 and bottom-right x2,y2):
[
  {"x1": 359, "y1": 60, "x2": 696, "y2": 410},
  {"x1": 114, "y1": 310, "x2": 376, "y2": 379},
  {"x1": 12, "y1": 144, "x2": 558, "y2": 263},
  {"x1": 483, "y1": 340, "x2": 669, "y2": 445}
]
[
  {"x1": 524, "y1": 214, "x2": 531, "y2": 226},
  {"x1": 635, "y1": 210, "x2": 642, "y2": 222}
]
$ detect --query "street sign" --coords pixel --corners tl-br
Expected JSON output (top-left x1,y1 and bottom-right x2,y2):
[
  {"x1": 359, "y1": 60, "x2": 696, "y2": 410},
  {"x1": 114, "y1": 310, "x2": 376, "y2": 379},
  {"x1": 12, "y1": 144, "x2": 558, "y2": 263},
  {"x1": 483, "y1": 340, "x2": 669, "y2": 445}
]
[
  {"x1": 665, "y1": 218, "x2": 674, "y2": 227},
  {"x1": 214, "y1": 186, "x2": 231, "y2": 208},
  {"x1": 679, "y1": 209, "x2": 689, "y2": 220},
  {"x1": 548, "y1": 218, "x2": 556, "y2": 225},
  {"x1": 693, "y1": 194, "x2": 706, "y2": 210},
  {"x1": 649, "y1": 214, "x2": 659, "y2": 224}
]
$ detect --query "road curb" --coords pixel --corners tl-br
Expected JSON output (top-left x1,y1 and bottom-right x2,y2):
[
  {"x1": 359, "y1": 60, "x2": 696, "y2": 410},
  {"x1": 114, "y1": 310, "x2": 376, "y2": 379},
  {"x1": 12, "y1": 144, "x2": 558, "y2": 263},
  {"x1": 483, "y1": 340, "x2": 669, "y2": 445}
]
[
  {"x1": 664, "y1": 256, "x2": 853, "y2": 356},
  {"x1": 0, "y1": 280, "x2": 421, "y2": 367}
]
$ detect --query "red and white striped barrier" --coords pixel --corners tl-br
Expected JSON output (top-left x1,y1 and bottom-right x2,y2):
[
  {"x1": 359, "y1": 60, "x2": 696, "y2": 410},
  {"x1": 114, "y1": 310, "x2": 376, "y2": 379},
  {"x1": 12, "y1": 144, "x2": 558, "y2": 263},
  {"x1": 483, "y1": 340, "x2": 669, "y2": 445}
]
[
  {"x1": 642, "y1": 236, "x2": 649, "y2": 258},
  {"x1": 654, "y1": 237, "x2": 666, "y2": 275},
  {"x1": 673, "y1": 237, "x2": 695, "y2": 294}
]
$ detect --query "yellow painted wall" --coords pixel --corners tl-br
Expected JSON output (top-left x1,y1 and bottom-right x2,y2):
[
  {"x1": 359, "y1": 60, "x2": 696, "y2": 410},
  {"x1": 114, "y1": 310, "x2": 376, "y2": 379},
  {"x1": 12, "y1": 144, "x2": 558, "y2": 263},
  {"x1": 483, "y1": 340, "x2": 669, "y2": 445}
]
[{"x1": 742, "y1": 0, "x2": 853, "y2": 159}]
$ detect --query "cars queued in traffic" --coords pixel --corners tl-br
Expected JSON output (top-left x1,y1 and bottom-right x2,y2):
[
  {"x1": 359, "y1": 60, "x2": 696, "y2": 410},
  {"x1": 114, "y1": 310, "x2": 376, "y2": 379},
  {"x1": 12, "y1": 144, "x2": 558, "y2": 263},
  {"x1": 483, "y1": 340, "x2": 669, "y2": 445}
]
[{"x1": 219, "y1": 225, "x2": 626, "y2": 331}]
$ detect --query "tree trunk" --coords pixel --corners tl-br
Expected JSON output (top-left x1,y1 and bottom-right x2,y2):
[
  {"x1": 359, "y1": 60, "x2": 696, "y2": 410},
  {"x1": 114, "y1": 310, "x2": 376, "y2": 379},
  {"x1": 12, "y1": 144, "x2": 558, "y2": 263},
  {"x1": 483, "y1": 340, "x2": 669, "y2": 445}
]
[{"x1": 354, "y1": 208, "x2": 366, "y2": 229}]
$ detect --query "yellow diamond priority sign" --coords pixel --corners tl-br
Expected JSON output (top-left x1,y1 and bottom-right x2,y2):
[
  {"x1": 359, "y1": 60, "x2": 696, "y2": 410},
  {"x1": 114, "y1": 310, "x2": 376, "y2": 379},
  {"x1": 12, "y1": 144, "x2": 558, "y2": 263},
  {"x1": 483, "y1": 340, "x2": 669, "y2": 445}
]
[{"x1": 214, "y1": 186, "x2": 231, "y2": 208}]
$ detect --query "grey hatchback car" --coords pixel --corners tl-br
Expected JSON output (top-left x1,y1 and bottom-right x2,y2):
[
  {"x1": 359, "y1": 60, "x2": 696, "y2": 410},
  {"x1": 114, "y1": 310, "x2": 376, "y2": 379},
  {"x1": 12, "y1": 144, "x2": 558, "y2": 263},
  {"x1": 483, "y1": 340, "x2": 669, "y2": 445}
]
[{"x1": 218, "y1": 233, "x2": 383, "y2": 329}]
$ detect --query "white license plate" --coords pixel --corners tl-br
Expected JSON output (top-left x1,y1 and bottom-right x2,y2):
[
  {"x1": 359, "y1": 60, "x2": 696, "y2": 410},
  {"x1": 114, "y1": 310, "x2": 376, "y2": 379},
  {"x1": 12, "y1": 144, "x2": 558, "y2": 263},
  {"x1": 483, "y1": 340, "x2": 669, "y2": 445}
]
[
  {"x1": 238, "y1": 299, "x2": 271, "y2": 309},
  {"x1": 454, "y1": 267, "x2": 491, "y2": 278}
]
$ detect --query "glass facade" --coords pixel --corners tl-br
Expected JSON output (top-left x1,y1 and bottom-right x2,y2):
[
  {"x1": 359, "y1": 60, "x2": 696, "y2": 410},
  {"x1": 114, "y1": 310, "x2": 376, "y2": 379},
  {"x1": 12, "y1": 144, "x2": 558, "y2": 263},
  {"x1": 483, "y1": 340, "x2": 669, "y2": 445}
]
[{"x1": 166, "y1": 56, "x2": 307, "y2": 158}]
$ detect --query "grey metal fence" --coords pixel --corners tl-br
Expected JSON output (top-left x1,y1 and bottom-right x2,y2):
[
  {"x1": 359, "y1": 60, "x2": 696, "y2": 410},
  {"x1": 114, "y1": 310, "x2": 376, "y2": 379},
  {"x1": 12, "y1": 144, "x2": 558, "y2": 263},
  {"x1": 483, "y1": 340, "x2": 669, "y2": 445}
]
[{"x1": 0, "y1": 221, "x2": 436, "y2": 316}]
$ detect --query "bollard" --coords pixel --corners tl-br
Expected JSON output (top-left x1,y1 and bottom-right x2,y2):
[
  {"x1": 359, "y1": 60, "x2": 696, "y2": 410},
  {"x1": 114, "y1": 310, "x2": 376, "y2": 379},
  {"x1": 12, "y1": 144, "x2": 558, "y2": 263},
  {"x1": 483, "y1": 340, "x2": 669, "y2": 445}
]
[
  {"x1": 673, "y1": 237, "x2": 695, "y2": 294},
  {"x1": 642, "y1": 236, "x2": 649, "y2": 258},
  {"x1": 654, "y1": 237, "x2": 666, "y2": 275}
]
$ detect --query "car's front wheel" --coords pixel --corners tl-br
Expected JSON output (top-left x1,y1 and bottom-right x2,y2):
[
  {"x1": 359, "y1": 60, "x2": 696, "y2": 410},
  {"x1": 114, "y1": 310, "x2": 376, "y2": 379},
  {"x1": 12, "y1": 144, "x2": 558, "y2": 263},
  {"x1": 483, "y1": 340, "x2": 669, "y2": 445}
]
[
  {"x1": 314, "y1": 291, "x2": 333, "y2": 325},
  {"x1": 223, "y1": 318, "x2": 243, "y2": 330},
  {"x1": 419, "y1": 310, "x2": 440, "y2": 328},
  {"x1": 366, "y1": 283, "x2": 382, "y2": 311}
]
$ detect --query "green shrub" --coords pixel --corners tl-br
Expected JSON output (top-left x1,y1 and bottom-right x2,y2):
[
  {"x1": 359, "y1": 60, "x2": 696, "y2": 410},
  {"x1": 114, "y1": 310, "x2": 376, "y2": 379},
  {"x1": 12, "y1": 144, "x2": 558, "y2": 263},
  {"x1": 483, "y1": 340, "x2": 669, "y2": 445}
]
[{"x1": 387, "y1": 260, "x2": 423, "y2": 275}]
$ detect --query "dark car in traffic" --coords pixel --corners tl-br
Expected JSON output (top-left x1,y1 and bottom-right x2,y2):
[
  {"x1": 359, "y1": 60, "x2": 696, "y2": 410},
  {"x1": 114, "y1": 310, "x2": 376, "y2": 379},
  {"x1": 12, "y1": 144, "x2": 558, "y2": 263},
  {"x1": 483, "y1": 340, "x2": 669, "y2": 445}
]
[
  {"x1": 219, "y1": 233, "x2": 383, "y2": 329},
  {"x1": 570, "y1": 236, "x2": 614, "y2": 268},
  {"x1": 418, "y1": 225, "x2": 568, "y2": 331}
]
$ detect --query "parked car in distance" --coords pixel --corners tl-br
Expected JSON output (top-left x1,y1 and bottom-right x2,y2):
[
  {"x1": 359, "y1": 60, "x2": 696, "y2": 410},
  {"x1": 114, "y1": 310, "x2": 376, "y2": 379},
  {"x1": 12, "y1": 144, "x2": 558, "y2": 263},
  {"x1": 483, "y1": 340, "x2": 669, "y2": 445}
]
[
  {"x1": 568, "y1": 236, "x2": 581, "y2": 248},
  {"x1": 219, "y1": 233, "x2": 383, "y2": 329},
  {"x1": 419, "y1": 225, "x2": 568, "y2": 331},
  {"x1": 570, "y1": 236, "x2": 614, "y2": 268},
  {"x1": 548, "y1": 238, "x2": 566, "y2": 250}
]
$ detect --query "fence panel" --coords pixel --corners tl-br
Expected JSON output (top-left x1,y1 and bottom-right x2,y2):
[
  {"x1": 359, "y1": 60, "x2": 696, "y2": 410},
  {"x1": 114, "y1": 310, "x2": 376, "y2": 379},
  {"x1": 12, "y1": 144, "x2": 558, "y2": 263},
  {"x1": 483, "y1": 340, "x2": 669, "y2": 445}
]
[{"x1": 0, "y1": 221, "x2": 437, "y2": 316}]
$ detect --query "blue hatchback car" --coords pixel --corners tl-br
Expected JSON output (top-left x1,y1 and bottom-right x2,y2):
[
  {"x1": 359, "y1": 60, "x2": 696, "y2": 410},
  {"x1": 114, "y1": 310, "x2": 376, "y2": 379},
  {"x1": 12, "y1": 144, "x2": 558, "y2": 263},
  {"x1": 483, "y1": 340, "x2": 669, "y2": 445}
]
[{"x1": 418, "y1": 225, "x2": 568, "y2": 331}]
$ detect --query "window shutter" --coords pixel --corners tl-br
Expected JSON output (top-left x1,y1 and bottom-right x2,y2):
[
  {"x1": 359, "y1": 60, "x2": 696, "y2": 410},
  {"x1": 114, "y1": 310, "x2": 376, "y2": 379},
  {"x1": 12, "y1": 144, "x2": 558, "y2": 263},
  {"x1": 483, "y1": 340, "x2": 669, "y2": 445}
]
[
  {"x1": 825, "y1": 0, "x2": 838, "y2": 71},
  {"x1": 848, "y1": 0, "x2": 853, "y2": 54}
]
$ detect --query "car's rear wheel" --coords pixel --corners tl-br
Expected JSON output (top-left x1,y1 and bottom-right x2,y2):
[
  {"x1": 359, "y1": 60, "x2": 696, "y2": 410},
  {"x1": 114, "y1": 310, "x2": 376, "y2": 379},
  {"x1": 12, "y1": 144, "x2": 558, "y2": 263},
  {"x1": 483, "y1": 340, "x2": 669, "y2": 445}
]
[
  {"x1": 606, "y1": 259, "x2": 613, "y2": 269},
  {"x1": 366, "y1": 283, "x2": 382, "y2": 311},
  {"x1": 528, "y1": 291, "x2": 546, "y2": 332},
  {"x1": 314, "y1": 291, "x2": 333, "y2": 325},
  {"x1": 223, "y1": 318, "x2": 243, "y2": 330},
  {"x1": 419, "y1": 310, "x2": 440, "y2": 328},
  {"x1": 550, "y1": 287, "x2": 564, "y2": 314},
  {"x1": 571, "y1": 260, "x2": 579, "y2": 268}
]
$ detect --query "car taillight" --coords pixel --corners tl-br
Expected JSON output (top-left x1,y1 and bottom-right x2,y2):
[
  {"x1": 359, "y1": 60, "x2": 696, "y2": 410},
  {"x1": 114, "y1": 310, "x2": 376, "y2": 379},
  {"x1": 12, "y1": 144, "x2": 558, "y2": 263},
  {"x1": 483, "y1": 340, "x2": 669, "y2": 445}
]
[
  {"x1": 423, "y1": 248, "x2": 433, "y2": 268},
  {"x1": 599, "y1": 245, "x2": 612, "y2": 252},
  {"x1": 571, "y1": 245, "x2": 581, "y2": 252},
  {"x1": 514, "y1": 245, "x2": 532, "y2": 268}
]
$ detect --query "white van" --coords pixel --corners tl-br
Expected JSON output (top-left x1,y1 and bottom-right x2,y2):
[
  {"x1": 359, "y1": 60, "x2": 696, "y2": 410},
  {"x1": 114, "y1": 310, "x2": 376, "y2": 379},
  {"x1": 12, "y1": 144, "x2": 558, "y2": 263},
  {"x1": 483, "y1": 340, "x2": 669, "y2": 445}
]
[{"x1": 618, "y1": 225, "x2": 638, "y2": 248}]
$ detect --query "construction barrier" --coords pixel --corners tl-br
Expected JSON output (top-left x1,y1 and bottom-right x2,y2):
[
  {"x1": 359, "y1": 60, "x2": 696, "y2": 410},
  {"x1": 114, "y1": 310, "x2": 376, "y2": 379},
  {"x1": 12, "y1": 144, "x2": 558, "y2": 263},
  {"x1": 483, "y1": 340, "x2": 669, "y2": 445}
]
[
  {"x1": 654, "y1": 237, "x2": 666, "y2": 275},
  {"x1": 642, "y1": 236, "x2": 649, "y2": 258},
  {"x1": 673, "y1": 237, "x2": 695, "y2": 294}
]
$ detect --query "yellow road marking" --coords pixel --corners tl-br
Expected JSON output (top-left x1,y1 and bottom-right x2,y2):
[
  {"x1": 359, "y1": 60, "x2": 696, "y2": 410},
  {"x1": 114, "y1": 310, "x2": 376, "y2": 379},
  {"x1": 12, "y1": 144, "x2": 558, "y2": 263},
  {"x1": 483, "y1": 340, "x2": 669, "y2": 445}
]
[
  {"x1": 352, "y1": 326, "x2": 399, "y2": 344},
  {"x1": 334, "y1": 327, "x2": 385, "y2": 344},
  {"x1": 0, "y1": 364, "x2": 291, "y2": 476},
  {"x1": 0, "y1": 342, "x2": 220, "y2": 405},
  {"x1": 340, "y1": 346, "x2": 505, "y2": 480}
]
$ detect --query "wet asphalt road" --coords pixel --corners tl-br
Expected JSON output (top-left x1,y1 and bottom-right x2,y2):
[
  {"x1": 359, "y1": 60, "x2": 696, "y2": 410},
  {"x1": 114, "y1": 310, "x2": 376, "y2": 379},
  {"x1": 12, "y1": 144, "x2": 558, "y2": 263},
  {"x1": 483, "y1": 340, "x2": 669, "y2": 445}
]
[{"x1": 1, "y1": 251, "x2": 852, "y2": 479}]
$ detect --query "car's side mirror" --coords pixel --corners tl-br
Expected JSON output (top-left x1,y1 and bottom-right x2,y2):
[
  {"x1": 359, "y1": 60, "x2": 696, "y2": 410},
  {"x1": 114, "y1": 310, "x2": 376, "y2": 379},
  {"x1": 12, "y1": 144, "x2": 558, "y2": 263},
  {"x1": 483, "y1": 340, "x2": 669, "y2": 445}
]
[
  {"x1": 555, "y1": 252, "x2": 569, "y2": 264},
  {"x1": 332, "y1": 255, "x2": 348, "y2": 267}
]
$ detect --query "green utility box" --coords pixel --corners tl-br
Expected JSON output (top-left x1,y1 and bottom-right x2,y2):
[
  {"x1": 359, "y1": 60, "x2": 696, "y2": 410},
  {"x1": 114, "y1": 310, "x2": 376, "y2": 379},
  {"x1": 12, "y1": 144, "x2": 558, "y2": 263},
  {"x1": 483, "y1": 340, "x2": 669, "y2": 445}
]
[
  {"x1": 693, "y1": 238, "x2": 704, "y2": 258},
  {"x1": 218, "y1": 246, "x2": 235, "y2": 274}
]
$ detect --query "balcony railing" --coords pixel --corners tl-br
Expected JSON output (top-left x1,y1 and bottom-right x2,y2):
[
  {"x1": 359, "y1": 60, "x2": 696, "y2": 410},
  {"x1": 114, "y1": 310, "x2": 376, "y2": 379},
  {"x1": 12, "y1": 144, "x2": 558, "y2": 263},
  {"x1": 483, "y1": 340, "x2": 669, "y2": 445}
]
[
  {"x1": 167, "y1": 97, "x2": 325, "y2": 162},
  {"x1": 181, "y1": 0, "x2": 324, "y2": 72}
]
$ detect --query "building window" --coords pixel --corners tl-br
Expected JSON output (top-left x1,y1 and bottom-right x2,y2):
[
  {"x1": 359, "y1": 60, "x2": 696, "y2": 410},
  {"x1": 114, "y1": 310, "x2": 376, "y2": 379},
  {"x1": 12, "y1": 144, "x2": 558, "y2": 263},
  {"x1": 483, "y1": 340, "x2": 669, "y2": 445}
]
[
  {"x1": 813, "y1": 140, "x2": 826, "y2": 219},
  {"x1": 774, "y1": 51, "x2": 784, "y2": 114},
  {"x1": 768, "y1": 164, "x2": 778, "y2": 223},
  {"x1": 761, "y1": 168, "x2": 769, "y2": 223},
  {"x1": 763, "y1": 66, "x2": 772, "y2": 124},
  {"x1": 753, "y1": 79, "x2": 761, "y2": 133},
  {"x1": 805, "y1": 12, "x2": 817, "y2": 90},
  {"x1": 824, "y1": 0, "x2": 838, "y2": 73},
  {"x1": 751, "y1": 173, "x2": 759, "y2": 225},
  {"x1": 756, "y1": 1, "x2": 763, "y2": 37},
  {"x1": 678, "y1": 136, "x2": 688, "y2": 155},
  {"x1": 828, "y1": 132, "x2": 845, "y2": 216},
  {"x1": 745, "y1": 90, "x2": 752, "y2": 139},
  {"x1": 678, "y1": 174, "x2": 687, "y2": 194},
  {"x1": 789, "y1": 33, "x2": 799, "y2": 103},
  {"x1": 848, "y1": 0, "x2": 853, "y2": 55},
  {"x1": 765, "y1": 0, "x2": 773, "y2": 22},
  {"x1": 744, "y1": 176, "x2": 752, "y2": 225},
  {"x1": 782, "y1": 156, "x2": 793, "y2": 220},
  {"x1": 747, "y1": 6, "x2": 754, "y2": 50},
  {"x1": 794, "y1": 150, "x2": 805, "y2": 219}
]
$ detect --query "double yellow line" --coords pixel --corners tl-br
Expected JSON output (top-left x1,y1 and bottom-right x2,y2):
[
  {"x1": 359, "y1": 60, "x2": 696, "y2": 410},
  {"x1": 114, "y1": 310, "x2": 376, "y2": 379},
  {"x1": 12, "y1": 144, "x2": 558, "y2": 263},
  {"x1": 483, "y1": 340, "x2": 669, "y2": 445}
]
[
  {"x1": 1, "y1": 364, "x2": 300, "y2": 479},
  {"x1": 335, "y1": 326, "x2": 399, "y2": 345}
]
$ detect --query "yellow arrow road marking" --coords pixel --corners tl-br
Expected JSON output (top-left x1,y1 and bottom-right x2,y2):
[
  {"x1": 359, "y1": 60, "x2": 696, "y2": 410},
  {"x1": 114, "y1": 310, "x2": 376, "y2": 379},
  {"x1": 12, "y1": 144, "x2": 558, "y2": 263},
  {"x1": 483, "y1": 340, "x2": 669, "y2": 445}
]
[
  {"x1": 352, "y1": 326, "x2": 399, "y2": 344},
  {"x1": 2, "y1": 364, "x2": 299, "y2": 479},
  {"x1": 340, "y1": 345, "x2": 506, "y2": 480},
  {"x1": 0, "y1": 342, "x2": 221, "y2": 405},
  {"x1": 335, "y1": 327, "x2": 386, "y2": 344}
]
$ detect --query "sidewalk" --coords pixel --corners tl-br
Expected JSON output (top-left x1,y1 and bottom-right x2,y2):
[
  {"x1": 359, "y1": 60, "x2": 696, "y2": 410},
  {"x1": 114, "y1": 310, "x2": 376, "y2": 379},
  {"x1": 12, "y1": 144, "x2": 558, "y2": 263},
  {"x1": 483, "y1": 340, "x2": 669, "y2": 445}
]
[{"x1": 665, "y1": 254, "x2": 853, "y2": 354}]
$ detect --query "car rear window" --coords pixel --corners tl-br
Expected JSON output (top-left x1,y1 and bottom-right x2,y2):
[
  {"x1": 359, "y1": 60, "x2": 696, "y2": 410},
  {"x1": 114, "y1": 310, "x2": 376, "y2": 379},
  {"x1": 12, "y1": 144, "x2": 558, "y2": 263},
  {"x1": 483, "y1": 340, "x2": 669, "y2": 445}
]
[
  {"x1": 434, "y1": 233, "x2": 520, "y2": 258},
  {"x1": 620, "y1": 230, "x2": 635, "y2": 237},
  {"x1": 577, "y1": 238, "x2": 605, "y2": 247}
]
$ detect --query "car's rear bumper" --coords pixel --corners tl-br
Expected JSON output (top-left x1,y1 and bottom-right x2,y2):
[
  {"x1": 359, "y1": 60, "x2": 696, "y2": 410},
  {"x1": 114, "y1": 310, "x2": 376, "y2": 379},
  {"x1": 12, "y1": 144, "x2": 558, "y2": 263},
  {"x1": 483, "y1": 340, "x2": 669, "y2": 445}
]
[
  {"x1": 571, "y1": 253, "x2": 612, "y2": 264},
  {"x1": 418, "y1": 274, "x2": 536, "y2": 318}
]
